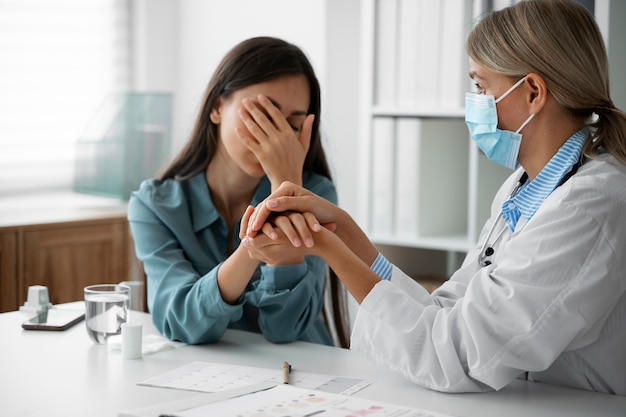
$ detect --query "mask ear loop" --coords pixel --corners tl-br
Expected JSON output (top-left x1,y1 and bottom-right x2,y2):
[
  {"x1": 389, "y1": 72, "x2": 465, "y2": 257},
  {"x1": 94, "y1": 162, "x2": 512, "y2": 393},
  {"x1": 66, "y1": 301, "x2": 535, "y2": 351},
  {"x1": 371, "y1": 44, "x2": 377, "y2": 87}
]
[
  {"x1": 515, "y1": 113, "x2": 535, "y2": 134},
  {"x1": 494, "y1": 76, "x2": 534, "y2": 134},
  {"x1": 495, "y1": 76, "x2": 527, "y2": 104}
]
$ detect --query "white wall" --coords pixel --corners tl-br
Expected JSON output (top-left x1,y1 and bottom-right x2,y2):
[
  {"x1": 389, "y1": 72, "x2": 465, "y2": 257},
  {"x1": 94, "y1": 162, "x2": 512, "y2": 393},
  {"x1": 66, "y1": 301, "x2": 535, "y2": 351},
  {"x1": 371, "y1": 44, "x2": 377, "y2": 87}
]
[
  {"x1": 323, "y1": 0, "x2": 362, "y2": 217},
  {"x1": 131, "y1": 0, "x2": 179, "y2": 93}
]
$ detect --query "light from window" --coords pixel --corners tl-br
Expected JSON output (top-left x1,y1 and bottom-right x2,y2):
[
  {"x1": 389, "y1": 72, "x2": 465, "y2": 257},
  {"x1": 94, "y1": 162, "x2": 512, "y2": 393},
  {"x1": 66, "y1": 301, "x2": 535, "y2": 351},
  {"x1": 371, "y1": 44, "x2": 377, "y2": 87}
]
[{"x1": 0, "y1": 0, "x2": 130, "y2": 195}]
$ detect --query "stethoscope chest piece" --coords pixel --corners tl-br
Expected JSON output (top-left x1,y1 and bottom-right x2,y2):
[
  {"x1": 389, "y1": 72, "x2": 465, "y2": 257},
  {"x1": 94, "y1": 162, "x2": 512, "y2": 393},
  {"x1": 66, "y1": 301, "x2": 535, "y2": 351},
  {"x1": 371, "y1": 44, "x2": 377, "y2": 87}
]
[
  {"x1": 478, "y1": 222, "x2": 506, "y2": 267},
  {"x1": 477, "y1": 172, "x2": 527, "y2": 268}
]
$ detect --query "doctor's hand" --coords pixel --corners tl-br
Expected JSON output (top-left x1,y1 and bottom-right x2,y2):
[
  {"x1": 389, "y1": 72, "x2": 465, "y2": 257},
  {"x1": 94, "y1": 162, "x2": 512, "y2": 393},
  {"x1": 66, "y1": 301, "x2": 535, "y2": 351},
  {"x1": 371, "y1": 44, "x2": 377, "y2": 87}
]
[
  {"x1": 242, "y1": 209, "x2": 379, "y2": 305},
  {"x1": 240, "y1": 206, "x2": 343, "y2": 262},
  {"x1": 236, "y1": 94, "x2": 313, "y2": 189},
  {"x1": 245, "y1": 181, "x2": 339, "y2": 240},
  {"x1": 239, "y1": 206, "x2": 313, "y2": 265},
  {"x1": 241, "y1": 194, "x2": 383, "y2": 304},
  {"x1": 242, "y1": 205, "x2": 334, "y2": 250},
  {"x1": 245, "y1": 181, "x2": 381, "y2": 277}
]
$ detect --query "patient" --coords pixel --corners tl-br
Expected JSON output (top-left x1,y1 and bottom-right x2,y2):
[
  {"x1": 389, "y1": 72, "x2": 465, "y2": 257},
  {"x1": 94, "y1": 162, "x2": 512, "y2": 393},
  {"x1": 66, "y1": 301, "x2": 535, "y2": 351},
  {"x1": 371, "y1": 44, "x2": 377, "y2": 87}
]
[{"x1": 128, "y1": 36, "x2": 347, "y2": 347}]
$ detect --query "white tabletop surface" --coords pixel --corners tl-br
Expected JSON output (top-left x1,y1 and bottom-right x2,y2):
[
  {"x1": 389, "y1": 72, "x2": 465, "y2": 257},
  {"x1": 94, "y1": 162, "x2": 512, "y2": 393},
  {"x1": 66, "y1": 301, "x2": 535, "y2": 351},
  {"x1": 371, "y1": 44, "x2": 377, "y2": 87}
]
[{"x1": 2, "y1": 303, "x2": 625, "y2": 417}]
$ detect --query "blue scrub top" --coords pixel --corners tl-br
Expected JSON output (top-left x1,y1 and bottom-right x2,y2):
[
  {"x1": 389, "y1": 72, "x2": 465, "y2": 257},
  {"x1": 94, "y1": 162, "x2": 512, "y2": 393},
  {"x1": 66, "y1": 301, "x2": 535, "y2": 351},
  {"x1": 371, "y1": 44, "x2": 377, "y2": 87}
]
[{"x1": 128, "y1": 171, "x2": 337, "y2": 345}]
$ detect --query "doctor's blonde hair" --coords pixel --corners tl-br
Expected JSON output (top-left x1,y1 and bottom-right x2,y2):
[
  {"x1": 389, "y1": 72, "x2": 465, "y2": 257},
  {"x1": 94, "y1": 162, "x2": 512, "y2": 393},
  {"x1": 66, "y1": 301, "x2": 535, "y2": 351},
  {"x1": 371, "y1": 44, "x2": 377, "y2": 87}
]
[{"x1": 466, "y1": 0, "x2": 626, "y2": 165}]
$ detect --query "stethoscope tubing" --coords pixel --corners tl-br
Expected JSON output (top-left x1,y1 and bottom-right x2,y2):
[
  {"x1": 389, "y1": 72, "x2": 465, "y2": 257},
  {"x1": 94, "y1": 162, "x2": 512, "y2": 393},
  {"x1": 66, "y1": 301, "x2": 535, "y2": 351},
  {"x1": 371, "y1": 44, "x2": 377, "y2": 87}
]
[{"x1": 477, "y1": 172, "x2": 527, "y2": 267}]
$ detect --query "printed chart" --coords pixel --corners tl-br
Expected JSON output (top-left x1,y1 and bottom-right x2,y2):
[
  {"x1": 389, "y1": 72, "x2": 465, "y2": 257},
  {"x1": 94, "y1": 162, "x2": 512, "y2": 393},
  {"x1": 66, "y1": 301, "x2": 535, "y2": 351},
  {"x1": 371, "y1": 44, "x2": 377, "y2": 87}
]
[
  {"x1": 172, "y1": 384, "x2": 454, "y2": 417},
  {"x1": 139, "y1": 361, "x2": 372, "y2": 396}
]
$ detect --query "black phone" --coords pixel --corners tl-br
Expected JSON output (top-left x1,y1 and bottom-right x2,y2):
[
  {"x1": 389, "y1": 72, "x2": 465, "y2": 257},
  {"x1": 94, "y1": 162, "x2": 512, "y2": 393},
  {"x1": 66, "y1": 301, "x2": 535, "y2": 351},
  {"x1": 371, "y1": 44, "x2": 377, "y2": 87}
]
[{"x1": 22, "y1": 308, "x2": 85, "y2": 331}]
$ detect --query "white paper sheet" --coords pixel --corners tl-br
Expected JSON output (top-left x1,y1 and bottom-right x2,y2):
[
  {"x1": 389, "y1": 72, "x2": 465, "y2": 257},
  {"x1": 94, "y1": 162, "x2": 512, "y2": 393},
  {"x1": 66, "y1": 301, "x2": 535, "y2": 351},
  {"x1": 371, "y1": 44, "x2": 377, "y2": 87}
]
[
  {"x1": 139, "y1": 361, "x2": 371, "y2": 396},
  {"x1": 171, "y1": 384, "x2": 455, "y2": 417}
]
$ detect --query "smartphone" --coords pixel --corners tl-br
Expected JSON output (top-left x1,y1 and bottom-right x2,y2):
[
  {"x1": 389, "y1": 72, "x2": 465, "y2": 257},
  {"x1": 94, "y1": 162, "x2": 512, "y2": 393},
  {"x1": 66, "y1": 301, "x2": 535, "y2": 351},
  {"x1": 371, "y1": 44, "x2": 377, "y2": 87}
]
[{"x1": 22, "y1": 308, "x2": 85, "y2": 331}]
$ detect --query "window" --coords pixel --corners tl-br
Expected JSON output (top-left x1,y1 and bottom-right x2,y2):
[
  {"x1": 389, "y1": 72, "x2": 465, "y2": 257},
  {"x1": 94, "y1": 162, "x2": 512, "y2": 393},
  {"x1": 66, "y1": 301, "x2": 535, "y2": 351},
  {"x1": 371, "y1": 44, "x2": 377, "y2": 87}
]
[{"x1": 0, "y1": 0, "x2": 130, "y2": 195}]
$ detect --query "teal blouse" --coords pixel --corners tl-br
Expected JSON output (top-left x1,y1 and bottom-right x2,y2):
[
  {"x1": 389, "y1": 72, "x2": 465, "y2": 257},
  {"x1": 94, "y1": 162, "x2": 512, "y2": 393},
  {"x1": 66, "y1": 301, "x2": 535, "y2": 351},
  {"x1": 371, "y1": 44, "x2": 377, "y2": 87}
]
[{"x1": 128, "y1": 171, "x2": 337, "y2": 345}]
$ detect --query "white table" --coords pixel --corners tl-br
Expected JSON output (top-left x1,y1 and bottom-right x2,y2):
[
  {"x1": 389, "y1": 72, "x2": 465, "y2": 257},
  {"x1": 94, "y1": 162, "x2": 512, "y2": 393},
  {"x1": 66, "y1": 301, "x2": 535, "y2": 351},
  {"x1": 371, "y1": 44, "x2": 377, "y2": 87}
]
[{"x1": 2, "y1": 304, "x2": 625, "y2": 417}]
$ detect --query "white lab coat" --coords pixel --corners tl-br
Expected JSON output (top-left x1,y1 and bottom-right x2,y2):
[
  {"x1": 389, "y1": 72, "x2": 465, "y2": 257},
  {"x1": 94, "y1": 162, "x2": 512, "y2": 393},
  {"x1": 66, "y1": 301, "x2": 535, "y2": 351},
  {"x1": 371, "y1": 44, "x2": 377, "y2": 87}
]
[{"x1": 351, "y1": 154, "x2": 626, "y2": 395}]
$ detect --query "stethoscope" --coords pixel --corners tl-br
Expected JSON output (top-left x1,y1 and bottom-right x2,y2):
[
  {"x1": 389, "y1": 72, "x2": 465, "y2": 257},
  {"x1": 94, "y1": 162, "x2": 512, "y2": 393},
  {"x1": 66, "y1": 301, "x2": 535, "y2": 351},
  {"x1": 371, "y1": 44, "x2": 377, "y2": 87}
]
[
  {"x1": 477, "y1": 172, "x2": 528, "y2": 267},
  {"x1": 477, "y1": 157, "x2": 586, "y2": 267}
]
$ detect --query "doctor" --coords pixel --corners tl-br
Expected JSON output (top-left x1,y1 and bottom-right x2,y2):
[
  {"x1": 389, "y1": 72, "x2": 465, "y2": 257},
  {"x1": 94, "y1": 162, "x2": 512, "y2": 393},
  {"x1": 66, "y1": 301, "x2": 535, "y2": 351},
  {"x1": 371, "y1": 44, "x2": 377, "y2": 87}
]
[{"x1": 240, "y1": 0, "x2": 626, "y2": 395}]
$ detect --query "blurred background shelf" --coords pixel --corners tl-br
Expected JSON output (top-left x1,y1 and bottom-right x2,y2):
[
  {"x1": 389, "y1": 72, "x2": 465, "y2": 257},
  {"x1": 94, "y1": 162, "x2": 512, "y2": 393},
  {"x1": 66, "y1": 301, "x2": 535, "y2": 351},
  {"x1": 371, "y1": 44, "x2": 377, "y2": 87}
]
[{"x1": 359, "y1": 0, "x2": 510, "y2": 277}]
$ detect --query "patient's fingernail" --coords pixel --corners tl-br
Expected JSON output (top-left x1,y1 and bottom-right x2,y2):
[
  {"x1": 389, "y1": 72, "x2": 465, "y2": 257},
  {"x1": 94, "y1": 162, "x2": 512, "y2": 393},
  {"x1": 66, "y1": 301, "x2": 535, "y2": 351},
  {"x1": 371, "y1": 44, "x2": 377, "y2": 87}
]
[
  {"x1": 267, "y1": 200, "x2": 278, "y2": 208},
  {"x1": 242, "y1": 237, "x2": 250, "y2": 248}
]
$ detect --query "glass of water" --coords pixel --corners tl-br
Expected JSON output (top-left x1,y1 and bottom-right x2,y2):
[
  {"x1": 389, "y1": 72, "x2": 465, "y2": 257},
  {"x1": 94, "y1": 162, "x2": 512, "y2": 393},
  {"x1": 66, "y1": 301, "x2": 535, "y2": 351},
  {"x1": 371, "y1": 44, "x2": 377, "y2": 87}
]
[{"x1": 84, "y1": 284, "x2": 130, "y2": 344}]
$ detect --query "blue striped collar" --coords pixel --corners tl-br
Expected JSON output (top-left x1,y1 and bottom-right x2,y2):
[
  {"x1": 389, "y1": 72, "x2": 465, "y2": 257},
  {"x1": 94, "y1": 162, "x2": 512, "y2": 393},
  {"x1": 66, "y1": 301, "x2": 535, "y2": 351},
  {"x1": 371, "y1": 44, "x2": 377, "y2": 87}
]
[{"x1": 501, "y1": 129, "x2": 586, "y2": 232}]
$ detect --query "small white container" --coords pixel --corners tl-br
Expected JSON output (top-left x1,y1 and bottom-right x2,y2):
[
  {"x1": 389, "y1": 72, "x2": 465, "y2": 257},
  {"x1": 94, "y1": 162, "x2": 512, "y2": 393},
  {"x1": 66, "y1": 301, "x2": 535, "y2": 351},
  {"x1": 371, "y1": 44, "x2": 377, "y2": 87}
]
[{"x1": 121, "y1": 323, "x2": 143, "y2": 359}]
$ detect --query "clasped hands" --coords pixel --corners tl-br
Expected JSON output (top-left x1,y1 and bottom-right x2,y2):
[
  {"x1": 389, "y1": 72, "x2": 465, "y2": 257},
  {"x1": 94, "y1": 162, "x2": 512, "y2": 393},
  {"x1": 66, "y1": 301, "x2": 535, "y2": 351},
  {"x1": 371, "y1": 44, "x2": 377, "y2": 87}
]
[
  {"x1": 239, "y1": 181, "x2": 339, "y2": 263},
  {"x1": 242, "y1": 181, "x2": 381, "y2": 303}
]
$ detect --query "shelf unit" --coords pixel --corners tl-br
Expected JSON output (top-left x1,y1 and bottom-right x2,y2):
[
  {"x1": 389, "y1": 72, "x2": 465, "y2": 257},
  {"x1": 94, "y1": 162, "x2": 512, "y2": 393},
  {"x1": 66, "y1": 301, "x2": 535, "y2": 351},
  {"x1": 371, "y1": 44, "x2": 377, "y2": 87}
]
[{"x1": 358, "y1": 0, "x2": 512, "y2": 276}]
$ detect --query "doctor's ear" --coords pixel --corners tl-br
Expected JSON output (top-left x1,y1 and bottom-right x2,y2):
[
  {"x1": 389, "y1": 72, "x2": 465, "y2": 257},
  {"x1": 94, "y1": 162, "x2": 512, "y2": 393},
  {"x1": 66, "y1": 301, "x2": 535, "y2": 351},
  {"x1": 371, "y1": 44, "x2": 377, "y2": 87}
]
[{"x1": 525, "y1": 73, "x2": 547, "y2": 113}]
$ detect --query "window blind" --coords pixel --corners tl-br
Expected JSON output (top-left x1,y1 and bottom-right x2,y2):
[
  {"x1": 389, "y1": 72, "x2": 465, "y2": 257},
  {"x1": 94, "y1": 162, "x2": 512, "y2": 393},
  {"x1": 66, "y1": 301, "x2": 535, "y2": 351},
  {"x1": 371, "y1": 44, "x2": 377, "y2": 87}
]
[{"x1": 0, "y1": 0, "x2": 130, "y2": 195}]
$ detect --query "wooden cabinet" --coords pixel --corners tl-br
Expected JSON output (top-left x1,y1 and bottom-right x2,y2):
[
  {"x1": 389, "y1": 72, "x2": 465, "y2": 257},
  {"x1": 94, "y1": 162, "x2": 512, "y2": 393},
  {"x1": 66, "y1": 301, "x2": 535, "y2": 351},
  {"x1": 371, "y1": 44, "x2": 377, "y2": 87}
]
[
  {"x1": 0, "y1": 193, "x2": 139, "y2": 313},
  {"x1": 0, "y1": 232, "x2": 18, "y2": 312},
  {"x1": 22, "y1": 219, "x2": 133, "y2": 306}
]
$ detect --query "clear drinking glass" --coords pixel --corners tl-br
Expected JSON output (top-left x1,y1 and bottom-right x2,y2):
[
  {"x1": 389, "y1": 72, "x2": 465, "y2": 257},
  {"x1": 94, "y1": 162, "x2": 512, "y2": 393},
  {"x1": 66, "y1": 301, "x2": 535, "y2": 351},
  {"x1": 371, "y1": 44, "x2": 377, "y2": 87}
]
[{"x1": 84, "y1": 284, "x2": 130, "y2": 344}]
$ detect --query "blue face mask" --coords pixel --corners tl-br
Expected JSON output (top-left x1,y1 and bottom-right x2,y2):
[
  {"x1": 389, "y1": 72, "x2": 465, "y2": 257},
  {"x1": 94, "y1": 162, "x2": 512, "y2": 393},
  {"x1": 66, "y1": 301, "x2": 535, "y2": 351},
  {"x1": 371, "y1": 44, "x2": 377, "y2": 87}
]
[{"x1": 465, "y1": 76, "x2": 534, "y2": 169}]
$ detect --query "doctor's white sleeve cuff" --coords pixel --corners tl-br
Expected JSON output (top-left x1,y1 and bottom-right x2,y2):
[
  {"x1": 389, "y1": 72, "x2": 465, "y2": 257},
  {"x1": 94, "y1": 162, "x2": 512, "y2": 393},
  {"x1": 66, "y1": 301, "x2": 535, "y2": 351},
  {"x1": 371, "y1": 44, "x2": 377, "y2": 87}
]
[{"x1": 371, "y1": 253, "x2": 392, "y2": 280}]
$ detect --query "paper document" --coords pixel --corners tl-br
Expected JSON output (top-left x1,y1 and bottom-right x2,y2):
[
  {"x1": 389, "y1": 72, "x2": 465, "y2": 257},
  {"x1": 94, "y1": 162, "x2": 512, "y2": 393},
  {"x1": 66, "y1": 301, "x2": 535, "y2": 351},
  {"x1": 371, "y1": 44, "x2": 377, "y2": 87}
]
[
  {"x1": 168, "y1": 384, "x2": 455, "y2": 417},
  {"x1": 139, "y1": 361, "x2": 371, "y2": 396}
]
